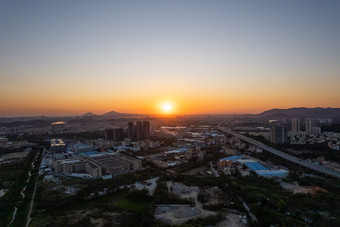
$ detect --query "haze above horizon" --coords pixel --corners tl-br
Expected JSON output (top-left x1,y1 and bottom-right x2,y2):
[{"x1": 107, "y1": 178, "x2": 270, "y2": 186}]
[{"x1": 1, "y1": 0, "x2": 340, "y2": 117}]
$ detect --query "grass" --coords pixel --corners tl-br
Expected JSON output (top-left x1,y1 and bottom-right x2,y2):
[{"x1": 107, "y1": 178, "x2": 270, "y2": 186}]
[
  {"x1": 0, "y1": 169, "x2": 25, "y2": 189},
  {"x1": 116, "y1": 195, "x2": 150, "y2": 212},
  {"x1": 31, "y1": 190, "x2": 154, "y2": 226}
]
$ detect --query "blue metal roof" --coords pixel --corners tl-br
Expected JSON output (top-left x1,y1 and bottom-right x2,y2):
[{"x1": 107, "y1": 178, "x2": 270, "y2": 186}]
[
  {"x1": 255, "y1": 170, "x2": 287, "y2": 176},
  {"x1": 244, "y1": 162, "x2": 268, "y2": 171},
  {"x1": 166, "y1": 148, "x2": 188, "y2": 154},
  {"x1": 79, "y1": 151, "x2": 99, "y2": 157},
  {"x1": 220, "y1": 155, "x2": 243, "y2": 161}
]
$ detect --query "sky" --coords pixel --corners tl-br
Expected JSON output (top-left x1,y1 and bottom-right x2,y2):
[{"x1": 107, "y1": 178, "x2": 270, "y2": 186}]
[{"x1": 1, "y1": 0, "x2": 340, "y2": 117}]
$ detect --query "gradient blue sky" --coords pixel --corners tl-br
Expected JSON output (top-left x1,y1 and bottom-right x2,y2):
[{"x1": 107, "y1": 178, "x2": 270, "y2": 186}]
[{"x1": 1, "y1": 0, "x2": 340, "y2": 116}]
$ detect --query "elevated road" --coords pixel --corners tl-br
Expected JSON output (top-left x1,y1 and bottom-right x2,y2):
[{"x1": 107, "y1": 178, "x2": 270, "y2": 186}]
[{"x1": 217, "y1": 126, "x2": 340, "y2": 179}]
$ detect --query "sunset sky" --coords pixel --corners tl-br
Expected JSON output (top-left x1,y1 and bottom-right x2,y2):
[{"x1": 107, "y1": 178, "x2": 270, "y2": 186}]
[{"x1": 1, "y1": 0, "x2": 340, "y2": 117}]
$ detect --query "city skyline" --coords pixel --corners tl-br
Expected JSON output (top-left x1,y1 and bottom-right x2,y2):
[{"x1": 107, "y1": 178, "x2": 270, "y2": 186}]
[{"x1": 1, "y1": 0, "x2": 340, "y2": 117}]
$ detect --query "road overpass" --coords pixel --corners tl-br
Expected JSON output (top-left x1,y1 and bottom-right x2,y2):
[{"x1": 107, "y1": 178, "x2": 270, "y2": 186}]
[{"x1": 217, "y1": 126, "x2": 340, "y2": 179}]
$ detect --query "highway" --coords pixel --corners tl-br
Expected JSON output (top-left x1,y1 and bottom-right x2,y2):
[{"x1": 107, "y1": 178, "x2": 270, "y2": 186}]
[{"x1": 217, "y1": 126, "x2": 340, "y2": 179}]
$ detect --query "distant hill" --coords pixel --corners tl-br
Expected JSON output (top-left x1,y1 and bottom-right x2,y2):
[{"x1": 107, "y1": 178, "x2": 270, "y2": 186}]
[
  {"x1": 102, "y1": 111, "x2": 124, "y2": 117},
  {"x1": 82, "y1": 112, "x2": 96, "y2": 117},
  {"x1": 257, "y1": 107, "x2": 340, "y2": 119},
  {"x1": 80, "y1": 111, "x2": 144, "y2": 119}
]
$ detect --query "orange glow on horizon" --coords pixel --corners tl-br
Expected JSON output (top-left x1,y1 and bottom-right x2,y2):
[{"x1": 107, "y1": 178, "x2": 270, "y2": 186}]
[
  {"x1": 1, "y1": 93, "x2": 340, "y2": 117},
  {"x1": 1, "y1": 81, "x2": 340, "y2": 117}
]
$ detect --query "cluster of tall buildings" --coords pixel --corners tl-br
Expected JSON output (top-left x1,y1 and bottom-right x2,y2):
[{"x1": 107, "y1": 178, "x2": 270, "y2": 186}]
[
  {"x1": 269, "y1": 117, "x2": 330, "y2": 144},
  {"x1": 128, "y1": 121, "x2": 150, "y2": 140},
  {"x1": 291, "y1": 118, "x2": 321, "y2": 134},
  {"x1": 106, "y1": 121, "x2": 150, "y2": 141},
  {"x1": 291, "y1": 119, "x2": 301, "y2": 132}
]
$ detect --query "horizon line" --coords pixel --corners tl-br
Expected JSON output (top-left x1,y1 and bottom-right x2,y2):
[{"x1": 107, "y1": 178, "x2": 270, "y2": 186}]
[{"x1": 1, "y1": 106, "x2": 340, "y2": 118}]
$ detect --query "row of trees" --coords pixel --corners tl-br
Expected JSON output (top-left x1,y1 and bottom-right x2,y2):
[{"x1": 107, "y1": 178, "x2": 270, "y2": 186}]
[{"x1": 231, "y1": 175, "x2": 340, "y2": 226}]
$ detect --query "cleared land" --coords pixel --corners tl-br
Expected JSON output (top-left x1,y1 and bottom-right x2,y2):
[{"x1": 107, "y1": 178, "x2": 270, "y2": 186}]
[
  {"x1": 281, "y1": 182, "x2": 328, "y2": 194},
  {"x1": 122, "y1": 177, "x2": 159, "y2": 195},
  {"x1": 3, "y1": 151, "x2": 29, "y2": 160},
  {"x1": 183, "y1": 166, "x2": 209, "y2": 176},
  {"x1": 154, "y1": 182, "x2": 216, "y2": 225},
  {"x1": 217, "y1": 214, "x2": 247, "y2": 227},
  {"x1": 0, "y1": 189, "x2": 7, "y2": 198}
]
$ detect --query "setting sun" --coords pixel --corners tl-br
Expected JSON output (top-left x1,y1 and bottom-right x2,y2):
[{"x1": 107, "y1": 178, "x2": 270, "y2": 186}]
[{"x1": 161, "y1": 102, "x2": 173, "y2": 114}]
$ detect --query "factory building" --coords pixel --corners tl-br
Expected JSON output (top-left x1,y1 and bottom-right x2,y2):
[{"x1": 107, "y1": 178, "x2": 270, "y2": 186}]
[{"x1": 53, "y1": 153, "x2": 142, "y2": 178}]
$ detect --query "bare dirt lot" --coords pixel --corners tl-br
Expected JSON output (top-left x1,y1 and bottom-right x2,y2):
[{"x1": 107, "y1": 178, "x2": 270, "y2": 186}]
[
  {"x1": 154, "y1": 182, "x2": 216, "y2": 225},
  {"x1": 183, "y1": 166, "x2": 209, "y2": 176},
  {"x1": 4, "y1": 151, "x2": 29, "y2": 160},
  {"x1": 168, "y1": 181, "x2": 200, "y2": 199},
  {"x1": 217, "y1": 214, "x2": 247, "y2": 227},
  {"x1": 154, "y1": 202, "x2": 216, "y2": 225},
  {"x1": 281, "y1": 182, "x2": 328, "y2": 194},
  {"x1": 200, "y1": 187, "x2": 224, "y2": 205},
  {"x1": 121, "y1": 177, "x2": 159, "y2": 195},
  {"x1": 65, "y1": 209, "x2": 114, "y2": 227}
]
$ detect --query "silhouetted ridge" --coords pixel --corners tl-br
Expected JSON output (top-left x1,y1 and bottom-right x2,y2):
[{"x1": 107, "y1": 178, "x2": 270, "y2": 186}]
[{"x1": 258, "y1": 107, "x2": 340, "y2": 119}]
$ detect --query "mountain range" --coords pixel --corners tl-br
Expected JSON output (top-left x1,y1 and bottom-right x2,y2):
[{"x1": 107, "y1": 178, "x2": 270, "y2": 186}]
[
  {"x1": 80, "y1": 107, "x2": 340, "y2": 120},
  {"x1": 81, "y1": 111, "x2": 144, "y2": 118},
  {"x1": 257, "y1": 107, "x2": 340, "y2": 119}
]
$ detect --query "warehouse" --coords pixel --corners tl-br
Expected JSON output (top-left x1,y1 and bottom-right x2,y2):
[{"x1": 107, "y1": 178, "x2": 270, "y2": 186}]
[{"x1": 255, "y1": 170, "x2": 288, "y2": 179}]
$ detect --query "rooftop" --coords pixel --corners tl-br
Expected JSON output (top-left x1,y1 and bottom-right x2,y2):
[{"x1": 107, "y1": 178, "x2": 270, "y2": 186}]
[
  {"x1": 220, "y1": 155, "x2": 243, "y2": 161},
  {"x1": 255, "y1": 170, "x2": 288, "y2": 176},
  {"x1": 79, "y1": 151, "x2": 100, "y2": 157},
  {"x1": 245, "y1": 162, "x2": 269, "y2": 171}
]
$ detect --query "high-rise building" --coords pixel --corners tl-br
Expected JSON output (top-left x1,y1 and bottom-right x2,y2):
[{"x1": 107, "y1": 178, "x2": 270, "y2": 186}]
[
  {"x1": 142, "y1": 121, "x2": 150, "y2": 139},
  {"x1": 135, "y1": 121, "x2": 143, "y2": 140},
  {"x1": 133, "y1": 125, "x2": 137, "y2": 139},
  {"x1": 113, "y1": 128, "x2": 124, "y2": 141},
  {"x1": 105, "y1": 129, "x2": 114, "y2": 140},
  {"x1": 291, "y1": 119, "x2": 300, "y2": 132},
  {"x1": 305, "y1": 118, "x2": 313, "y2": 133},
  {"x1": 128, "y1": 122, "x2": 134, "y2": 139},
  {"x1": 270, "y1": 126, "x2": 287, "y2": 144}
]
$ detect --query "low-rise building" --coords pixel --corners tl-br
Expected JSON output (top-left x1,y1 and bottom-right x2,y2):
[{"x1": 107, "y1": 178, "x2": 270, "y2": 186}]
[
  {"x1": 255, "y1": 169, "x2": 288, "y2": 179},
  {"x1": 52, "y1": 153, "x2": 142, "y2": 178},
  {"x1": 72, "y1": 143, "x2": 93, "y2": 153},
  {"x1": 54, "y1": 159, "x2": 102, "y2": 179}
]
